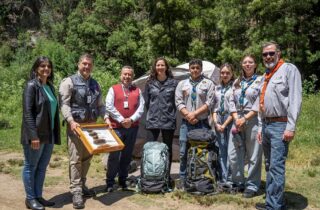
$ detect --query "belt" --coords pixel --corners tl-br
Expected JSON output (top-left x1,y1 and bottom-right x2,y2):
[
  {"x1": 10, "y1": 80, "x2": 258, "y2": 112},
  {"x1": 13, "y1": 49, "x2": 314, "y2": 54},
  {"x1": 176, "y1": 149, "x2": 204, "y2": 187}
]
[{"x1": 264, "y1": 116, "x2": 288, "y2": 123}]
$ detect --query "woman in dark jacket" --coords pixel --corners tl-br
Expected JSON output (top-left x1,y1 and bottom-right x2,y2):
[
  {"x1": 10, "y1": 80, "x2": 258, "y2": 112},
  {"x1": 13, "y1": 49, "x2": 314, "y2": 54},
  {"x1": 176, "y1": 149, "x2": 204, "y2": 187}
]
[
  {"x1": 144, "y1": 57, "x2": 178, "y2": 177},
  {"x1": 21, "y1": 56, "x2": 60, "y2": 210}
]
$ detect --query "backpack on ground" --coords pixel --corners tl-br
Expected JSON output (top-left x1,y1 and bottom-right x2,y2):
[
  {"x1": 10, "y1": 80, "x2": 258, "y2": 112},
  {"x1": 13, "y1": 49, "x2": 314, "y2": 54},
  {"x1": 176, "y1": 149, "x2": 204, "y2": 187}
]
[
  {"x1": 185, "y1": 129, "x2": 219, "y2": 195},
  {"x1": 137, "y1": 141, "x2": 170, "y2": 193}
]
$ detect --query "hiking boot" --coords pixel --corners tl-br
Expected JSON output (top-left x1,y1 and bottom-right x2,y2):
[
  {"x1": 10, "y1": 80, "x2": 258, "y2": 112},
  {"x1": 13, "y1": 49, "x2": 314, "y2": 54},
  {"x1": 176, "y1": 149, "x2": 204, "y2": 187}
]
[
  {"x1": 243, "y1": 189, "x2": 258, "y2": 198},
  {"x1": 72, "y1": 192, "x2": 84, "y2": 209},
  {"x1": 82, "y1": 186, "x2": 95, "y2": 197}
]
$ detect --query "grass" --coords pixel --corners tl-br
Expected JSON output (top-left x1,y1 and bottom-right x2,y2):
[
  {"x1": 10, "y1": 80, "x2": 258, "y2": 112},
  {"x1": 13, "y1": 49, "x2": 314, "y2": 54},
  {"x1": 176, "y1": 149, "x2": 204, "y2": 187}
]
[
  {"x1": 0, "y1": 158, "x2": 24, "y2": 178},
  {"x1": 0, "y1": 94, "x2": 319, "y2": 209}
]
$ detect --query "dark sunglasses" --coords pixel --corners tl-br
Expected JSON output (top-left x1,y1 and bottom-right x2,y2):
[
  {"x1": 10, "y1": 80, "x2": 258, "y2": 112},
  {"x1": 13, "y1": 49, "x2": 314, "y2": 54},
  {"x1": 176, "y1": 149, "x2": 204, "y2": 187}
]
[{"x1": 262, "y1": 51, "x2": 276, "y2": 57}]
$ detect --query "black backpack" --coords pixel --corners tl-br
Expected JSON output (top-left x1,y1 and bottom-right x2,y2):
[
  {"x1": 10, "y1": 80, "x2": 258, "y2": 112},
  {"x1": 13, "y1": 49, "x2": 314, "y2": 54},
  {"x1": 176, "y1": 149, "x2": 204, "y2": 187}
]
[
  {"x1": 185, "y1": 129, "x2": 219, "y2": 195},
  {"x1": 137, "y1": 142, "x2": 171, "y2": 193}
]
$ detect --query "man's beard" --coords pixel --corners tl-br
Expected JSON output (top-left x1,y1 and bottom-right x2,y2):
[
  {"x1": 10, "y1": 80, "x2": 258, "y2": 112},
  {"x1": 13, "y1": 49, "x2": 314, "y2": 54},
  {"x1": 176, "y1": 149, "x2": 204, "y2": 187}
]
[{"x1": 264, "y1": 56, "x2": 279, "y2": 69}]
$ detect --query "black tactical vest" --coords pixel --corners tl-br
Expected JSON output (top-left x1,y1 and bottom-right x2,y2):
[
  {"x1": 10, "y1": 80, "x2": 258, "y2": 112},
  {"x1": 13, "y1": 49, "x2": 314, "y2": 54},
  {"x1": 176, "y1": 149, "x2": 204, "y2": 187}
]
[{"x1": 70, "y1": 74, "x2": 101, "y2": 123}]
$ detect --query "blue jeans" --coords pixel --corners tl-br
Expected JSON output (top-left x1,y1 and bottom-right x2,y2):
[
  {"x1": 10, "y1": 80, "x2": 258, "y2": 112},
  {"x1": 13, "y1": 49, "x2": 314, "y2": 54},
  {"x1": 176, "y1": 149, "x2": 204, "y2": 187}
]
[
  {"x1": 262, "y1": 122, "x2": 288, "y2": 210},
  {"x1": 107, "y1": 127, "x2": 139, "y2": 186},
  {"x1": 215, "y1": 114, "x2": 232, "y2": 182},
  {"x1": 22, "y1": 143, "x2": 54, "y2": 200},
  {"x1": 179, "y1": 120, "x2": 210, "y2": 179}
]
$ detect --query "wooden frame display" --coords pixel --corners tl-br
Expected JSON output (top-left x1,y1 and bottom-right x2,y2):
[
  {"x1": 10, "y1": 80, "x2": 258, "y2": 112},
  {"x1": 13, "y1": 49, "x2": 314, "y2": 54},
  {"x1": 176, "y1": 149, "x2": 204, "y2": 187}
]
[{"x1": 75, "y1": 124, "x2": 124, "y2": 155}]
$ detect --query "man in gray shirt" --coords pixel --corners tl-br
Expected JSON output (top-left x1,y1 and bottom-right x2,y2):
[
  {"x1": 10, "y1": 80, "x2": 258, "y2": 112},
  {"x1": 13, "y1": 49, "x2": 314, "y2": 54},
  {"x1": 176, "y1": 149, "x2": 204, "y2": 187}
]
[
  {"x1": 256, "y1": 41, "x2": 302, "y2": 210},
  {"x1": 175, "y1": 59, "x2": 215, "y2": 189}
]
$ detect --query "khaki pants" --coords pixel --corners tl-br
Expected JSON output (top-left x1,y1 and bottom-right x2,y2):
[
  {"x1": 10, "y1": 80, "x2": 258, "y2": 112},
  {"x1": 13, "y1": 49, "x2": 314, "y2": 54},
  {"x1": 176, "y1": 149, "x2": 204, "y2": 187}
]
[{"x1": 67, "y1": 129, "x2": 92, "y2": 194}]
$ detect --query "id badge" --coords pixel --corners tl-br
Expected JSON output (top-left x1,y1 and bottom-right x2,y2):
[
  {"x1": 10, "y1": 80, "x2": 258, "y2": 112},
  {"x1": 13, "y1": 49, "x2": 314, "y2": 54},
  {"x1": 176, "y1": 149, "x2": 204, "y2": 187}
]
[
  {"x1": 123, "y1": 101, "x2": 129, "y2": 109},
  {"x1": 87, "y1": 95, "x2": 92, "y2": 104}
]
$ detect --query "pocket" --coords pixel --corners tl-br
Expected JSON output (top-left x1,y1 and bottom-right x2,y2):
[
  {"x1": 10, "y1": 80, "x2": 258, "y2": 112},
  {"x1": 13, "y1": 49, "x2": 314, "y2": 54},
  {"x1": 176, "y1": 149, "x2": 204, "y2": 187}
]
[
  {"x1": 149, "y1": 87, "x2": 159, "y2": 97},
  {"x1": 272, "y1": 79, "x2": 287, "y2": 95},
  {"x1": 165, "y1": 87, "x2": 175, "y2": 98},
  {"x1": 271, "y1": 79, "x2": 288, "y2": 104},
  {"x1": 182, "y1": 86, "x2": 190, "y2": 97},
  {"x1": 198, "y1": 86, "x2": 208, "y2": 101}
]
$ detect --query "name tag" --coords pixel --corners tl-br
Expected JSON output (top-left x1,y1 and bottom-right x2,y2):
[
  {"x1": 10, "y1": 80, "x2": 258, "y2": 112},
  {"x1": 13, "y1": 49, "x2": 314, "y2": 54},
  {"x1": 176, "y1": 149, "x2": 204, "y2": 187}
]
[
  {"x1": 87, "y1": 95, "x2": 92, "y2": 103},
  {"x1": 123, "y1": 101, "x2": 129, "y2": 109}
]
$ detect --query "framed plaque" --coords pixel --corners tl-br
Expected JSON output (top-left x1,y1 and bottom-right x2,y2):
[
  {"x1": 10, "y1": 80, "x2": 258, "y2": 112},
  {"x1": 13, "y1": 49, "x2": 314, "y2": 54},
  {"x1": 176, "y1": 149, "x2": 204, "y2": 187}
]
[{"x1": 75, "y1": 123, "x2": 125, "y2": 155}]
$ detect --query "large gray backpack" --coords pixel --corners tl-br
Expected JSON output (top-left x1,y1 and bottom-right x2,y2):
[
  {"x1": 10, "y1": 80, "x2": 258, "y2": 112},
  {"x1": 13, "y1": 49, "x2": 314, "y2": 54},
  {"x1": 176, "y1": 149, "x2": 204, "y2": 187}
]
[{"x1": 137, "y1": 141, "x2": 170, "y2": 193}]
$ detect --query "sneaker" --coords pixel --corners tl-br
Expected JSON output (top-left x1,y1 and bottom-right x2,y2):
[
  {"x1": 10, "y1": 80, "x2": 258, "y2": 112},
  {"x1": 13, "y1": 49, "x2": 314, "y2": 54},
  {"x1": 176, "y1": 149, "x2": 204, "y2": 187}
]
[
  {"x1": 243, "y1": 189, "x2": 258, "y2": 198},
  {"x1": 105, "y1": 185, "x2": 114, "y2": 193},
  {"x1": 72, "y1": 192, "x2": 84, "y2": 209},
  {"x1": 82, "y1": 186, "x2": 95, "y2": 197},
  {"x1": 255, "y1": 203, "x2": 266, "y2": 210}
]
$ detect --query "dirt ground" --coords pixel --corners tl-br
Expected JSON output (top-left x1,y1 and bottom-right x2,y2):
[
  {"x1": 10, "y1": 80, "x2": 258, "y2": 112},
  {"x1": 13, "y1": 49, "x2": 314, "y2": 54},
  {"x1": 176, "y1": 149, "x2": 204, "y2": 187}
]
[
  {"x1": 0, "y1": 151, "x2": 244, "y2": 210},
  {"x1": 0, "y1": 151, "x2": 315, "y2": 210}
]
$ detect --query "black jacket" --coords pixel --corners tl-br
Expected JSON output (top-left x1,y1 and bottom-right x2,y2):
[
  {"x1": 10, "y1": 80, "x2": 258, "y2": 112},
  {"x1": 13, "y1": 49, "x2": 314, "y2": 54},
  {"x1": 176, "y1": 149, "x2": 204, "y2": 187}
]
[
  {"x1": 144, "y1": 77, "x2": 178, "y2": 130},
  {"x1": 21, "y1": 79, "x2": 61, "y2": 145}
]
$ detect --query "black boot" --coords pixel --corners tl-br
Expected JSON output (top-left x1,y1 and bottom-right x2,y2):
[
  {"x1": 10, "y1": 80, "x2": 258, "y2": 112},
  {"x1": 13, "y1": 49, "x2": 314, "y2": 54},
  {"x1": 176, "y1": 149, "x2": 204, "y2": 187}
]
[{"x1": 25, "y1": 199, "x2": 45, "y2": 210}]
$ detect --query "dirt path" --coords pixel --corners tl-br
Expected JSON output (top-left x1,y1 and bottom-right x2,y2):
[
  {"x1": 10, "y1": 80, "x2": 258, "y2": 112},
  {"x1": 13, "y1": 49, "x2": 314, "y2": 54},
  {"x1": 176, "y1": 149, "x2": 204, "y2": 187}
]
[{"x1": 0, "y1": 151, "x2": 281, "y2": 210}]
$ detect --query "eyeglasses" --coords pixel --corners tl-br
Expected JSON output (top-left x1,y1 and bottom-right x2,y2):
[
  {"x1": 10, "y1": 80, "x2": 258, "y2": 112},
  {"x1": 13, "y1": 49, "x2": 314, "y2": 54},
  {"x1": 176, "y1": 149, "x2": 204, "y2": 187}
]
[{"x1": 262, "y1": 51, "x2": 276, "y2": 57}]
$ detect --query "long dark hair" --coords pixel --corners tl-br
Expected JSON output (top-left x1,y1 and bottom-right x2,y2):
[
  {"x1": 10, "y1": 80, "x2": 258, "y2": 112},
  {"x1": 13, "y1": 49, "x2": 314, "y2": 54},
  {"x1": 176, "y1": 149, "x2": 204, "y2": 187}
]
[
  {"x1": 29, "y1": 56, "x2": 54, "y2": 83},
  {"x1": 147, "y1": 57, "x2": 173, "y2": 81}
]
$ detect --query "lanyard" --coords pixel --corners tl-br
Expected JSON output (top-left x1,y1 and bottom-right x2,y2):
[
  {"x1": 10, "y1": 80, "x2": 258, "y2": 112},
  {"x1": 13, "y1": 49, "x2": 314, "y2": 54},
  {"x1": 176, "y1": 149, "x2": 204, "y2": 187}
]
[
  {"x1": 239, "y1": 74, "x2": 257, "y2": 110},
  {"x1": 121, "y1": 84, "x2": 130, "y2": 101}
]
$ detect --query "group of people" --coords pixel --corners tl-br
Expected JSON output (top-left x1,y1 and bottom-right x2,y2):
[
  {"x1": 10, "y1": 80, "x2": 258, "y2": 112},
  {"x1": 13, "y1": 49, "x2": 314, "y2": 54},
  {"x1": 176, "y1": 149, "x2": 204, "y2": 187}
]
[{"x1": 21, "y1": 41, "x2": 302, "y2": 210}]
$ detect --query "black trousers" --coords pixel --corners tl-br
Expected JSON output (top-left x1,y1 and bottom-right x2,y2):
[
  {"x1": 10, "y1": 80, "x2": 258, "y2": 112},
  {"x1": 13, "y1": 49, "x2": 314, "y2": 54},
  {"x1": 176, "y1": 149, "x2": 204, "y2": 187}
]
[
  {"x1": 106, "y1": 127, "x2": 138, "y2": 186},
  {"x1": 146, "y1": 128, "x2": 175, "y2": 175}
]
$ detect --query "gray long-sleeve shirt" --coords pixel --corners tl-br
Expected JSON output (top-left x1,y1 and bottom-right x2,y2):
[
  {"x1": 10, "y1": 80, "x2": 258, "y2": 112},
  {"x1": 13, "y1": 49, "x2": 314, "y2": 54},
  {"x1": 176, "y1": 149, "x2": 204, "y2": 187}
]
[
  {"x1": 175, "y1": 77, "x2": 215, "y2": 120},
  {"x1": 213, "y1": 84, "x2": 234, "y2": 113},
  {"x1": 226, "y1": 75, "x2": 264, "y2": 113},
  {"x1": 261, "y1": 62, "x2": 302, "y2": 131}
]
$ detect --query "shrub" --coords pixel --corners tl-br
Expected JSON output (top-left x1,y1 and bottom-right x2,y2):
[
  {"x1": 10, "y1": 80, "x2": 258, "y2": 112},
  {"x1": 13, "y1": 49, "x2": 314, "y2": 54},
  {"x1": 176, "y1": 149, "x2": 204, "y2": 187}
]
[
  {"x1": 31, "y1": 38, "x2": 77, "y2": 77},
  {"x1": 302, "y1": 74, "x2": 318, "y2": 95},
  {"x1": 0, "y1": 43, "x2": 14, "y2": 66}
]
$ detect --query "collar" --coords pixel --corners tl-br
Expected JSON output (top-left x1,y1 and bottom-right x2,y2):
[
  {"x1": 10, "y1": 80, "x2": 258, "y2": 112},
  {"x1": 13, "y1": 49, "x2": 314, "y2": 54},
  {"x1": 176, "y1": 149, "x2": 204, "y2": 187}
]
[{"x1": 77, "y1": 71, "x2": 91, "y2": 81}]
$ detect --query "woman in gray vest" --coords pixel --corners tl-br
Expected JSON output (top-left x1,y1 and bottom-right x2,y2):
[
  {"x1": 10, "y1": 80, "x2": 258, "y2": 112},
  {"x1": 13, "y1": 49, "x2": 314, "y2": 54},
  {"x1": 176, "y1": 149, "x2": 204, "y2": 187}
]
[
  {"x1": 226, "y1": 54, "x2": 263, "y2": 198},
  {"x1": 21, "y1": 56, "x2": 60, "y2": 210},
  {"x1": 212, "y1": 63, "x2": 235, "y2": 183}
]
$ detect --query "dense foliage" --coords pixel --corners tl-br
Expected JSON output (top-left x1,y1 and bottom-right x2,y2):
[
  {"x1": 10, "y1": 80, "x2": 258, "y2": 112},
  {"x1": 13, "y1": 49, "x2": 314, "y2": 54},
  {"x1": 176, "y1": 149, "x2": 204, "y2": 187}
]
[{"x1": 0, "y1": 0, "x2": 319, "y2": 127}]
